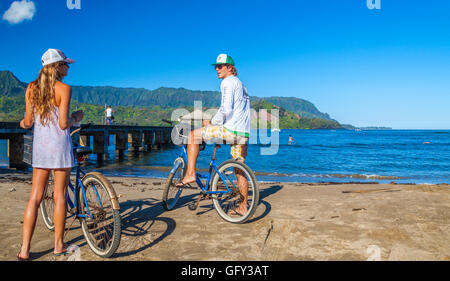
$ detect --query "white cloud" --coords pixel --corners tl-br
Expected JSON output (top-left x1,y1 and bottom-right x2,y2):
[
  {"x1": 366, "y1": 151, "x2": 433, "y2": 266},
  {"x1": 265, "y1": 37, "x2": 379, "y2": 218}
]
[{"x1": 2, "y1": 0, "x2": 36, "y2": 24}]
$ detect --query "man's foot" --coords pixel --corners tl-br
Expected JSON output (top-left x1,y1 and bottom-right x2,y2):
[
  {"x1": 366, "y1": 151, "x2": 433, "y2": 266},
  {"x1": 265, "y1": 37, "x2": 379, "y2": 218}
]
[
  {"x1": 228, "y1": 206, "x2": 247, "y2": 216},
  {"x1": 175, "y1": 176, "x2": 196, "y2": 188}
]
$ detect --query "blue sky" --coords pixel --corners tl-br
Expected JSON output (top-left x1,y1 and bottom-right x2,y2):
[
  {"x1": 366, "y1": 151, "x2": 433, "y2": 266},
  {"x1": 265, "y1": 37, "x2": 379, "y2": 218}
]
[{"x1": 1, "y1": 0, "x2": 449, "y2": 129}]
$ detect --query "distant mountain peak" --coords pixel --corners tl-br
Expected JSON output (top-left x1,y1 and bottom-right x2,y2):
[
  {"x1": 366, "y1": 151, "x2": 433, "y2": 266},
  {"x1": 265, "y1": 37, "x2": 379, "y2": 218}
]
[
  {"x1": 0, "y1": 70, "x2": 22, "y2": 82},
  {"x1": 0, "y1": 70, "x2": 28, "y2": 96}
]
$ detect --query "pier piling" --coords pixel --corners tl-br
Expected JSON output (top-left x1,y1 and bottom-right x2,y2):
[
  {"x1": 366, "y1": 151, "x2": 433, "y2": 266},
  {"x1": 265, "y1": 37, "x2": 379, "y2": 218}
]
[{"x1": 0, "y1": 122, "x2": 173, "y2": 169}]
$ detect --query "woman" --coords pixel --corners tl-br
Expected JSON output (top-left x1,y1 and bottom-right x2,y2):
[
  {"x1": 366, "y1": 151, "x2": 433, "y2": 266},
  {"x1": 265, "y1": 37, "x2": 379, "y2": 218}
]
[{"x1": 17, "y1": 49, "x2": 84, "y2": 260}]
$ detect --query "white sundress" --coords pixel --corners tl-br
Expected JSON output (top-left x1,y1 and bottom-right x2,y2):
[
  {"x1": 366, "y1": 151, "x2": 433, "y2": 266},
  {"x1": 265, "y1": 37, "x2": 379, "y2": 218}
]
[{"x1": 32, "y1": 107, "x2": 74, "y2": 169}]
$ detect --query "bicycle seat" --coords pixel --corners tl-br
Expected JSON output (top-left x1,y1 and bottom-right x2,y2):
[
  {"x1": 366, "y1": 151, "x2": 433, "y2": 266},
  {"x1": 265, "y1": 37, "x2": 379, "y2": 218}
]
[
  {"x1": 183, "y1": 141, "x2": 206, "y2": 151},
  {"x1": 76, "y1": 146, "x2": 92, "y2": 157}
]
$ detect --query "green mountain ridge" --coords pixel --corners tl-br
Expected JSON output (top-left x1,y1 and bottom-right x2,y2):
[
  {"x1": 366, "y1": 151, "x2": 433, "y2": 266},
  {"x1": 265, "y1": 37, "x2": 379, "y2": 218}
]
[
  {"x1": 260, "y1": 96, "x2": 331, "y2": 120},
  {"x1": 0, "y1": 70, "x2": 343, "y2": 129},
  {"x1": 1, "y1": 70, "x2": 333, "y2": 120}
]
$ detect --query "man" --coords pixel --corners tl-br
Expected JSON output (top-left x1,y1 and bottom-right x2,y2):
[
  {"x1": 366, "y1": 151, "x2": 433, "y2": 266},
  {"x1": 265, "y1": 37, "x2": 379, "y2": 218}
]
[
  {"x1": 177, "y1": 54, "x2": 251, "y2": 216},
  {"x1": 105, "y1": 105, "x2": 114, "y2": 125}
]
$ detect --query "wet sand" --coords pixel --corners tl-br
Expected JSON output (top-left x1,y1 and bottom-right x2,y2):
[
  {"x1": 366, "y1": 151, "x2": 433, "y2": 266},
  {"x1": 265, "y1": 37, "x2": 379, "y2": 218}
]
[{"x1": 0, "y1": 172, "x2": 449, "y2": 261}]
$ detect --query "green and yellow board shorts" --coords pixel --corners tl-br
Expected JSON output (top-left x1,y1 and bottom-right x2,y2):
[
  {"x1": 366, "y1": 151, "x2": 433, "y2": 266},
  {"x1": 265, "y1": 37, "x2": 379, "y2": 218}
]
[{"x1": 200, "y1": 125, "x2": 248, "y2": 162}]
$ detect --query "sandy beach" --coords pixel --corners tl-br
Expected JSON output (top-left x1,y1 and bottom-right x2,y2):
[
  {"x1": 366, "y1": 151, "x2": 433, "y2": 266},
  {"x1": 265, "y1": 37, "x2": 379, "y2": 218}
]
[{"x1": 0, "y1": 172, "x2": 449, "y2": 261}]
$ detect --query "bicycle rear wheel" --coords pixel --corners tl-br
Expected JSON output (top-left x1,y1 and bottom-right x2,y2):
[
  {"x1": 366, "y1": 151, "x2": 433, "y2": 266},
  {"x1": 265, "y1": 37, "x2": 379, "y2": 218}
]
[
  {"x1": 211, "y1": 160, "x2": 259, "y2": 223},
  {"x1": 78, "y1": 172, "x2": 121, "y2": 258},
  {"x1": 40, "y1": 171, "x2": 55, "y2": 231},
  {"x1": 162, "y1": 157, "x2": 186, "y2": 211}
]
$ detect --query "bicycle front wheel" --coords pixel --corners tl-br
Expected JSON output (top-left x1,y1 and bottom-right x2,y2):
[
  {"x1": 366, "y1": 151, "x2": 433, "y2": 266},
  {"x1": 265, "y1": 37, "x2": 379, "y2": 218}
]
[
  {"x1": 211, "y1": 160, "x2": 259, "y2": 223},
  {"x1": 162, "y1": 157, "x2": 186, "y2": 211},
  {"x1": 78, "y1": 172, "x2": 121, "y2": 258}
]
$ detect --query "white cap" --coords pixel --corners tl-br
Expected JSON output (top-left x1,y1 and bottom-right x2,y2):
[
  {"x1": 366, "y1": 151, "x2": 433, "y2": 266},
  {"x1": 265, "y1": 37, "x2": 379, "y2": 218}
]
[
  {"x1": 212, "y1": 53, "x2": 235, "y2": 66},
  {"x1": 41, "y1": 49, "x2": 75, "y2": 66}
]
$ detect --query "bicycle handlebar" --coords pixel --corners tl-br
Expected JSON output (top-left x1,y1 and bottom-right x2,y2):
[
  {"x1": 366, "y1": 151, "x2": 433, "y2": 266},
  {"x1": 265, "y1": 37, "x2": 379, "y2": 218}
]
[
  {"x1": 161, "y1": 119, "x2": 174, "y2": 126},
  {"x1": 70, "y1": 123, "x2": 92, "y2": 136}
]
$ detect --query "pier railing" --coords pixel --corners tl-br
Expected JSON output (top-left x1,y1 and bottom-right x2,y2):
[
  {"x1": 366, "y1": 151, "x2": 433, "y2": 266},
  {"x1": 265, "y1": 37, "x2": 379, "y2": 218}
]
[{"x1": 0, "y1": 122, "x2": 173, "y2": 169}]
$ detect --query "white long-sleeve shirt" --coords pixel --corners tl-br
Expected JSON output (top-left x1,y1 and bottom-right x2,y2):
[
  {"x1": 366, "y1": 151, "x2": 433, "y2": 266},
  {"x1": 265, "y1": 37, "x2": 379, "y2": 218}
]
[{"x1": 211, "y1": 75, "x2": 251, "y2": 137}]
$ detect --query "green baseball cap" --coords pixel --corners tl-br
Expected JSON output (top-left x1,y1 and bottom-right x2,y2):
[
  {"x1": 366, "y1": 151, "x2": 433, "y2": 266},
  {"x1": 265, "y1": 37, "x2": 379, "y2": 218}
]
[{"x1": 212, "y1": 54, "x2": 235, "y2": 66}]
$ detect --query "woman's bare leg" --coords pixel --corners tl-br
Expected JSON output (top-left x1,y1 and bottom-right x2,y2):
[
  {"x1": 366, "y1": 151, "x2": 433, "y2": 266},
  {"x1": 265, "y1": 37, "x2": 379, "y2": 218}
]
[
  {"x1": 53, "y1": 168, "x2": 71, "y2": 254},
  {"x1": 18, "y1": 168, "x2": 50, "y2": 259}
]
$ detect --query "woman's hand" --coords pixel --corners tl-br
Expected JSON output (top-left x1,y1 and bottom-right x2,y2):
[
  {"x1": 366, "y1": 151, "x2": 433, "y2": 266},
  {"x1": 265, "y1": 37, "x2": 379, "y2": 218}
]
[
  {"x1": 22, "y1": 84, "x2": 34, "y2": 129},
  {"x1": 20, "y1": 119, "x2": 28, "y2": 129},
  {"x1": 71, "y1": 110, "x2": 84, "y2": 122}
]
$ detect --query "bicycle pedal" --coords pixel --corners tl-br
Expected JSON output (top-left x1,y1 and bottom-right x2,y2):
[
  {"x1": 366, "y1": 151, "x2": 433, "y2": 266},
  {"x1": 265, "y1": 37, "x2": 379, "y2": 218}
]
[
  {"x1": 188, "y1": 194, "x2": 203, "y2": 211},
  {"x1": 181, "y1": 185, "x2": 198, "y2": 190},
  {"x1": 188, "y1": 201, "x2": 197, "y2": 211}
]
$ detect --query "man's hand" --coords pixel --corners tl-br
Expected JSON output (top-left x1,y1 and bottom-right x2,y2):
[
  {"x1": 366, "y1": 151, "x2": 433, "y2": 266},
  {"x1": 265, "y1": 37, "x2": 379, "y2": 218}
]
[
  {"x1": 202, "y1": 119, "x2": 211, "y2": 127},
  {"x1": 71, "y1": 110, "x2": 84, "y2": 122}
]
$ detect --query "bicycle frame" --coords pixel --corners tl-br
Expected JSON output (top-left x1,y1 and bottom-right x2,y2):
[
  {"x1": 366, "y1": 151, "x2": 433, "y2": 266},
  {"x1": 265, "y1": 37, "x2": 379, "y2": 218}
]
[
  {"x1": 66, "y1": 156, "x2": 103, "y2": 220},
  {"x1": 177, "y1": 145, "x2": 240, "y2": 196}
]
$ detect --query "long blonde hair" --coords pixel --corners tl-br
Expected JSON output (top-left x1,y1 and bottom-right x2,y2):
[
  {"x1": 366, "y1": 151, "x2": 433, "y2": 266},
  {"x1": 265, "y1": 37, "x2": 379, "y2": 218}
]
[{"x1": 28, "y1": 61, "x2": 65, "y2": 125}]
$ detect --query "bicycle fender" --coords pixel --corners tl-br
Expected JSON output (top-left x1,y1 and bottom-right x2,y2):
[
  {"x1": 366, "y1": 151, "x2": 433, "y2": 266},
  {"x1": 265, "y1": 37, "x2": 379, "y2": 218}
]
[
  {"x1": 170, "y1": 158, "x2": 184, "y2": 174},
  {"x1": 84, "y1": 172, "x2": 121, "y2": 210}
]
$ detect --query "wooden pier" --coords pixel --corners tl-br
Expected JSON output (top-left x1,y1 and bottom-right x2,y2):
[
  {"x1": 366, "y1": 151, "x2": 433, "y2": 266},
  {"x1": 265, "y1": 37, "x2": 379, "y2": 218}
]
[{"x1": 0, "y1": 122, "x2": 174, "y2": 169}]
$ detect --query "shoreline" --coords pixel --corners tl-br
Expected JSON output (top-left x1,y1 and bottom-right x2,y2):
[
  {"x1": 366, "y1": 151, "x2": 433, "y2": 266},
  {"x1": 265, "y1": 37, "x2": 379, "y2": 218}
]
[
  {"x1": 1, "y1": 167, "x2": 448, "y2": 186},
  {"x1": 0, "y1": 166, "x2": 450, "y2": 185}
]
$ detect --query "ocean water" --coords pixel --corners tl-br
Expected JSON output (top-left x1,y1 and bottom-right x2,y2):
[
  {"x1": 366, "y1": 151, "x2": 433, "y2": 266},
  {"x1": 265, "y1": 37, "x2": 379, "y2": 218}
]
[{"x1": 1, "y1": 129, "x2": 449, "y2": 184}]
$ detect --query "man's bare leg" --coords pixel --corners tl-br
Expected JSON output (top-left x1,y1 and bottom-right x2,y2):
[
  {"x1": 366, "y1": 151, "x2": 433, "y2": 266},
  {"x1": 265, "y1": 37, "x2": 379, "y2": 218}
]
[
  {"x1": 228, "y1": 144, "x2": 249, "y2": 216},
  {"x1": 176, "y1": 128, "x2": 202, "y2": 186},
  {"x1": 234, "y1": 168, "x2": 249, "y2": 214}
]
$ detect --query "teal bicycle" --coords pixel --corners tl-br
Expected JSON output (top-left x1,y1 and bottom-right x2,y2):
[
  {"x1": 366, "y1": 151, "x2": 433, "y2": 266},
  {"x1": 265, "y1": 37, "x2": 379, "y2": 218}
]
[
  {"x1": 162, "y1": 122, "x2": 259, "y2": 224},
  {"x1": 39, "y1": 124, "x2": 121, "y2": 258}
]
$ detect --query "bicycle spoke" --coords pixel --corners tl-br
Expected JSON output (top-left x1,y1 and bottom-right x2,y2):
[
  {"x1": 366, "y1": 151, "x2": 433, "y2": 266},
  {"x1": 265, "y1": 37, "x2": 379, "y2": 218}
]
[
  {"x1": 162, "y1": 159, "x2": 185, "y2": 210},
  {"x1": 80, "y1": 176, "x2": 119, "y2": 253}
]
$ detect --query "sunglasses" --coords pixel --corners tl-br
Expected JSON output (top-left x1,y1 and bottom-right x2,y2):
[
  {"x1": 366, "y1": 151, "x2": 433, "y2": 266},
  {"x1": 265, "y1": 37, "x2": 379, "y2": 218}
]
[
  {"x1": 62, "y1": 62, "x2": 70, "y2": 67},
  {"x1": 215, "y1": 64, "x2": 229, "y2": 70}
]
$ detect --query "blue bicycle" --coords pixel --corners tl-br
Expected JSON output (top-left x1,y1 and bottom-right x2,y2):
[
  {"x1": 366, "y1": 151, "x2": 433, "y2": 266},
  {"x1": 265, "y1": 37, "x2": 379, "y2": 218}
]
[
  {"x1": 39, "y1": 124, "x2": 121, "y2": 258},
  {"x1": 162, "y1": 122, "x2": 259, "y2": 224}
]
